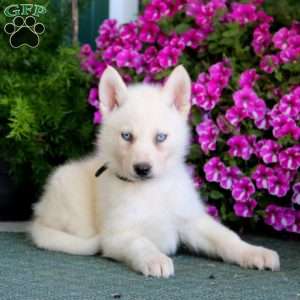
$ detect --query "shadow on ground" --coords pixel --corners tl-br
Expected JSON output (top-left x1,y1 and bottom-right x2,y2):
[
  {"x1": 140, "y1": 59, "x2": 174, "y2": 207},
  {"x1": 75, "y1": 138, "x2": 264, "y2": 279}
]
[{"x1": 0, "y1": 233, "x2": 299, "y2": 300}]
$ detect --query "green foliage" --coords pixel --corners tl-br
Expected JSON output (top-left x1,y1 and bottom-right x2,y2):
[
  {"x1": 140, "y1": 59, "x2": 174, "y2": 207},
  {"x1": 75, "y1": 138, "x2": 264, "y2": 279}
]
[{"x1": 0, "y1": 0, "x2": 94, "y2": 198}]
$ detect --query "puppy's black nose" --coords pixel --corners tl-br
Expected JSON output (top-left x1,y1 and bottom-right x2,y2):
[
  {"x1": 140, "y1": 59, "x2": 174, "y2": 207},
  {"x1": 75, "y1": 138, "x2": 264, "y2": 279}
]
[{"x1": 134, "y1": 163, "x2": 152, "y2": 178}]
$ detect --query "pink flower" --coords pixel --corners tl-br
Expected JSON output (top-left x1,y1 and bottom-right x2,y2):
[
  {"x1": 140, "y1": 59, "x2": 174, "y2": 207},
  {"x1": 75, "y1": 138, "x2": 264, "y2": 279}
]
[
  {"x1": 196, "y1": 119, "x2": 219, "y2": 154},
  {"x1": 252, "y1": 98, "x2": 267, "y2": 121},
  {"x1": 143, "y1": 46, "x2": 158, "y2": 64},
  {"x1": 142, "y1": 0, "x2": 170, "y2": 22},
  {"x1": 119, "y1": 22, "x2": 138, "y2": 44},
  {"x1": 192, "y1": 82, "x2": 221, "y2": 111},
  {"x1": 273, "y1": 165, "x2": 296, "y2": 182},
  {"x1": 81, "y1": 55, "x2": 106, "y2": 78},
  {"x1": 278, "y1": 92, "x2": 300, "y2": 119},
  {"x1": 233, "y1": 88, "x2": 266, "y2": 121},
  {"x1": 187, "y1": 164, "x2": 203, "y2": 189},
  {"x1": 267, "y1": 173, "x2": 290, "y2": 197},
  {"x1": 255, "y1": 139, "x2": 281, "y2": 164},
  {"x1": 278, "y1": 145, "x2": 300, "y2": 170},
  {"x1": 239, "y1": 69, "x2": 259, "y2": 88},
  {"x1": 216, "y1": 114, "x2": 233, "y2": 134},
  {"x1": 139, "y1": 21, "x2": 160, "y2": 43},
  {"x1": 197, "y1": 72, "x2": 209, "y2": 84},
  {"x1": 206, "y1": 205, "x2": 220, "y2": 219},
  {"x1": 272, "y1": 27, "x2": 290, "y2": 50},
  {"x1": 88, "y1": 87, "x2": 99, "y2": 108},
  {"x1": 251, "y1": 164, "x2": 273, "y2": 189},
  {"x1": 93, "y1": 110, "x2": 102, "y2": 124},
  {"x1": 116, "y1": 49, "x2": 143, "y2": 72},
  {"x1": 291, "y1": 21, "x2": 300, "y2": 35},
  {"x1": 256, "y1": 10, "x2": 273, "y2": 24},
  {"x1": 190, "y1": 3, "x2": 215, "y2": 33},
  {"x1": 265, "y1": 205, "x2": 295, "y2": 231},
  {"x1": 103, "y1": 45, "x2": 122, "y2": 63},
  {"x1": 288, "y1": 34, "x2": 300, "y2": 48},
  {"x1": 234, "y1": 199, "x2": 257, "y2": 218},
  {"x1": 169, "y1": 34, "x2": 186, "y2": 50},
  {"x1": 157, "y1": 46, "x2": 181, "y2": 69},
  {"x1": 225, "y1": 106, "x2": 247, "y2": 126},
  {"x1": 203, "y1": 157, "x2": 226, "y2": 183},
  {"x1": 208, "y1": 61, "x2": 232, "y2": 88},
  {"x1": 232, "y1": 177, "x2": 255, "y2": 202},
  {"x1": 254, "y1": 112, "x2": 272, "y2": 130},
  {"x1": 96, "y1": 19, "x2": 118, "y2": 49},
  {"x1": 292, "y1": 183, "x2": 300, "y2": 205},
  {"x1": 269, "y1": 103, "x2": 282, "y2": 120},
  {"x1": 228, "y1": 3, "x2": 257, "y2": 25},
  {"x1": 252, "y1": 23, "x2": 272, "y2": 55},
  {"x1": 227, "y1": 135, "x2": 255, "y2": 160},
  {"x1": 287, "y1": 211, "x2": 300, "y2": 234},
  {"x1": 182, "y1": 29, "x2": 205, "y2": 49},
  {"x1": 279, "y1": 48, "x2": 300, "y2": 63},
  {"x1": 259, "y1": 55, "x2": 280, "y2": 73},
  {"x1": 271, "y1": 115, "x2": 300, "y2": 140},
  {"x1": 80, "y1": 44, "x2": 93, "y2": 57},
  {"x1": 220, "y1": 166, "x2": 242, "y2": 190}
]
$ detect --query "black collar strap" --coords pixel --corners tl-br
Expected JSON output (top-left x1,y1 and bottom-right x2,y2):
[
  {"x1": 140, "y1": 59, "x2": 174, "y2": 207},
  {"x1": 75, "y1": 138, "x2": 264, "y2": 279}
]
[
  {"x1": 95, "y1": 164, "x2": 134, "y2": 183},
  {"x1": 115, "y1": 174, "x2": 134, "y2": 183},
  {"x1": 95, "y1": 164, "x2": 108, "y2": 177}
]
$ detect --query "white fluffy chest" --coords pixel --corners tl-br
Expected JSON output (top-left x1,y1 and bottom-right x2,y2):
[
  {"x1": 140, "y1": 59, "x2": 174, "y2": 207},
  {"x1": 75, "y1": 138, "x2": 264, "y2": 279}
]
[{"x1": 96, "y1": 172, "x2": 203, "y2": 254}]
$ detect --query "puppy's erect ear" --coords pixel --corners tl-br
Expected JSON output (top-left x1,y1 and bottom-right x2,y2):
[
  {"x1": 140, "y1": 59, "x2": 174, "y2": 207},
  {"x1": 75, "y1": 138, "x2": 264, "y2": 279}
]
[
  {"x1": 163, "y1": 65, "x2": 191, "y2": 119},
  {"x1": 99, "y1": 66, "x2": 127, "y2": 115}
]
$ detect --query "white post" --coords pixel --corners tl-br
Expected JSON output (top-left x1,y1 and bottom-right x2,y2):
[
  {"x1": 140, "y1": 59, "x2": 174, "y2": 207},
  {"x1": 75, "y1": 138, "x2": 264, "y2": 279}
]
[{"x1": 109, "y1": 0, "x2": 139, "y2": 24}]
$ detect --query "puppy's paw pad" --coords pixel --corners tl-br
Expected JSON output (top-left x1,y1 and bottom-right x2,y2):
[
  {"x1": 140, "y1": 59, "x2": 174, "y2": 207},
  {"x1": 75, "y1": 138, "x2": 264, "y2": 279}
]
[
  {"x1": 240, "y1": 246, "x2": 280, "y2": 271},
  {"x1": 140, "y1": 254, "x2": 174, "y2": 278}
]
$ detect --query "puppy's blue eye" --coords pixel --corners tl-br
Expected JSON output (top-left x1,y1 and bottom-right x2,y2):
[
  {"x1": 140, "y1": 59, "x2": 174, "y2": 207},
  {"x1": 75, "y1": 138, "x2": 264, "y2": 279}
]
[
  {"x1": 155, "y1": 133, "x2": 168, "y2": 143},
  {"x1": 121, "y1": 132, "x2": 133, "y2": 142}
]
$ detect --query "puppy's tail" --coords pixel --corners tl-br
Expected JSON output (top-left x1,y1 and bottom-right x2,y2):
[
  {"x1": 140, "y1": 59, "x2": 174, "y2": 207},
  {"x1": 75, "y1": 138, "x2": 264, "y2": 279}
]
[{"x1": 29, "y1": 221, "x2": 101, "y2": 256}]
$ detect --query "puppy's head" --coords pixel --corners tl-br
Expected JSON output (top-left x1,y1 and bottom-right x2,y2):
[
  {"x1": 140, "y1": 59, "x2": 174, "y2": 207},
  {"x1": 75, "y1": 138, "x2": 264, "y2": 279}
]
[{"x1": 98, "y1": 66, "x2": 191, "y2": 181}]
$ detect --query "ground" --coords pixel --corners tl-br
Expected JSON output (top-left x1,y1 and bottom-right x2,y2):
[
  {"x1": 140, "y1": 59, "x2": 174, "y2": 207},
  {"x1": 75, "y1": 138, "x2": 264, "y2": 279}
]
[{"x1": 0, "y1": 233, "x2": 299, "y2": 300}]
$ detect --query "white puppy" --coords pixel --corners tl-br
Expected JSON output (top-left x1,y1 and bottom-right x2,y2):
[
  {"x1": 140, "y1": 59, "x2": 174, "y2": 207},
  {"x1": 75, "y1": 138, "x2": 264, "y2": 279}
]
[{"x1": 30, "y1": 66, "x2": 280, "y2": 277}]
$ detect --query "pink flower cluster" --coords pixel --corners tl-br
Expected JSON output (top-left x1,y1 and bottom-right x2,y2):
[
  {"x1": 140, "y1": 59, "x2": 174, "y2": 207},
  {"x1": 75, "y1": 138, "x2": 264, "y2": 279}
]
[
  {"x1": 265, "y1": 204, "x2": 300, "y2": 233},
  {"x1": 225, "y1": 73, "x2": 266, "y2": 127},
  {"x1": 256, "y1": 24, "x2": 300, "y2": 73},
  {"x1": 251, "y1": 164, "x2": 293, "y2": 198},
  {"x1": 204, "y1": 157, "x2": 257, "y2": 218},
  {"x1": 186, "y1": 0, "x2": 226, "y2": 34},
  {"x1": 272, "y1": 24, "x2": 300, "y2": 64},
  {"x1": 269, "y1": 87, "x2": 300, "y2": 141},
  {"x1": 192, "y1": 60, "x2": 232, "y2": 111},
  {"x1": 81, "y1": 0, "x2": 300, "y2": 234},
  {"x1": 196, "y1": 118, "x2": 219, "y2": 153},
  {"x1": 227, "y1": 135, "x2": 256, "y2": 160}
]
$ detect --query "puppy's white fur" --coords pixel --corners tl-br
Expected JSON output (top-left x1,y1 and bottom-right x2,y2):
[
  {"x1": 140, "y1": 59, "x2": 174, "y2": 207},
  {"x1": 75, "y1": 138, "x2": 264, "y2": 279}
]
[{"x1": 30, "y1": 66, "x2": 280, "y2": 277}]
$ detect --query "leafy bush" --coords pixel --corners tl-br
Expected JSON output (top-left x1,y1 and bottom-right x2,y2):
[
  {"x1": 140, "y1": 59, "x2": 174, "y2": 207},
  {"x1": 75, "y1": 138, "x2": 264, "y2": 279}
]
[
  {"x1": 80, "y1": 0, "x2": 300, "y2": 234},
  {"x1": 0, "y1": 0, "x2": 95, "y2": 204}
]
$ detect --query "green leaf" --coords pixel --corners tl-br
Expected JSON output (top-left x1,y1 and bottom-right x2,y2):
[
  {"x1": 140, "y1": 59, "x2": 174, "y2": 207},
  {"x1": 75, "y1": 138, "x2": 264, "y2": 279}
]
[
  {"x1": 275, "y1": 70, "x2": 283, "y2": 82},
  {"x1": 190, "y1": 107, "x2": 202, "y2": 126},
  {"x1": 277, "y1": 135, "x2": 296, "y2": 147},
  {"x1": 188, "y1": 144, "x2": 202, "y2": 161},
  {"x1": 209, "y1": 190, "x2": 224, "y2": 200},
  {"x1": 282, "y1": 62, "x2": 300, "y2": 73},
  {"x1": 174, "y1": 23, "x2": 190, "y2": 34}
]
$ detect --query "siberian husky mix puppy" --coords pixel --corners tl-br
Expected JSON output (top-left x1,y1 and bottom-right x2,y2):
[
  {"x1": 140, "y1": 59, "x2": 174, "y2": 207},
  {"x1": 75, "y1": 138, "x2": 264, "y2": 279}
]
[{"x1": 30, "y1": 66, "x2": 280, "y2": 277}]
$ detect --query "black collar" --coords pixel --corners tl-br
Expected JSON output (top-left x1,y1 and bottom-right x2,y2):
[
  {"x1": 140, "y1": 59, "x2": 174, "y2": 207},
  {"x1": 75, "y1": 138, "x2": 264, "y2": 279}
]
[
  {"x1": 115, "y1": 174, "x2": 134, "y2": 182},
  {"x1": 95, "y1": 164, "x2": 134, "y2": 183}
]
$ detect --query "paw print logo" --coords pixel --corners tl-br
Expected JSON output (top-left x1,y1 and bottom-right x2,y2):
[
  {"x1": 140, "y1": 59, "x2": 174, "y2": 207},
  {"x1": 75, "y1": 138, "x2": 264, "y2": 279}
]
[{"x1": 4, "y1": 16, "x2": 45, "y2": 48}]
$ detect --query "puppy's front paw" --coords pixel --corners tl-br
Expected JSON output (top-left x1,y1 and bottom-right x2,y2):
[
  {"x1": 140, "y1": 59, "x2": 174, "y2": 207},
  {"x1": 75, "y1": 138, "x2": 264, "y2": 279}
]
[
  {"x1": 239, "y1": 245, "x2": 280, "y2": 271},
  {"x1": 137, "y1": 253, "x2": 174, "y2": 278}
]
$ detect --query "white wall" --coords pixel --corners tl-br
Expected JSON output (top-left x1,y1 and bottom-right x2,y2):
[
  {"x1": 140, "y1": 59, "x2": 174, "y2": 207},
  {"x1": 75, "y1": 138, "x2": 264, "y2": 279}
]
[{"x1": 109, "y1": 0, "x2": 139, "y2": 24}]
